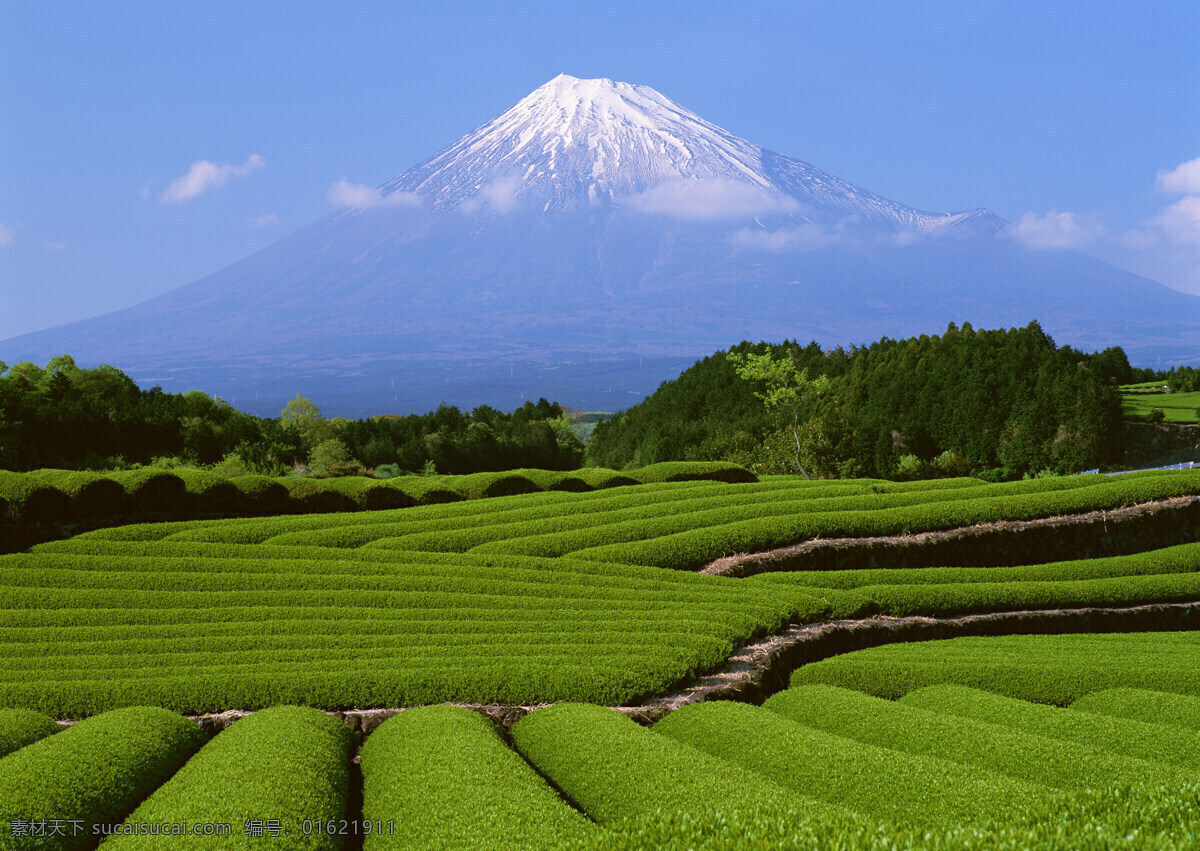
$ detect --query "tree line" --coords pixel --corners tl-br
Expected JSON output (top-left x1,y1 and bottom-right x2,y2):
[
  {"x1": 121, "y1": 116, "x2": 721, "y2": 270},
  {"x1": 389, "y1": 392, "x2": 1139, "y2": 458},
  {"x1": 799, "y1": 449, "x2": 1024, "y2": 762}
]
[
  {"x1": 0, "y1": 356, "x2": 582, "y2": 475},
  {"x1": 587, "y1": 322, "x2": 1154, "y2": 480}
]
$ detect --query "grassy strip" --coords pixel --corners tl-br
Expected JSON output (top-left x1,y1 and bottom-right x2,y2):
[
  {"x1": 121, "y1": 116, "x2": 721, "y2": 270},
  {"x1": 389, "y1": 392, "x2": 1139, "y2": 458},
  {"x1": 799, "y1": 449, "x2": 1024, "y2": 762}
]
[
  {"x1": 652, "y1": 699, "x2": 1048, "y2": 829},
  {"x1": 792, "y1": 632, "x2": 1200, "y2": 703},
  {"x1": 899, "y1": 685, "x2": 1200, "y2": 771},
  {"x1": 1072, "y1": 688, "x2": 1200, "y2": 733},
  {"x1": 0, "y1": 706, "x2": 206, "y2": 850},
  {"x1": 107, "y1": 706, "x2": 352, "y2": 849},
  {"x1": 0, "y1": 710, "x2": 59, "y2": 759},
  {"x1": 360, "y1": 706, "x2": 595, "y2": 849},
  {"x1": 509, "y1": 703, "x2": 826, "y2": 825},
  {"x1": 763, "y1": 684, "x2": 1188, "y2": 790},
  {"x1": 751, "y1": 541, "x2": 1200, "y2": 590},
  {"x1": 571, "y1": 471, "x2": 1200, "y2": 569}
]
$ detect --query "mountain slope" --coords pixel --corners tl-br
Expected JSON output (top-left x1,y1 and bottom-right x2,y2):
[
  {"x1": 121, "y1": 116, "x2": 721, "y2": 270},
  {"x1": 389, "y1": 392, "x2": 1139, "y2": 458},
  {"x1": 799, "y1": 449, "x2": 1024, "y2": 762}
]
[{"x1": 3, "y1": 75, "x2": 1197, "y2": 417}]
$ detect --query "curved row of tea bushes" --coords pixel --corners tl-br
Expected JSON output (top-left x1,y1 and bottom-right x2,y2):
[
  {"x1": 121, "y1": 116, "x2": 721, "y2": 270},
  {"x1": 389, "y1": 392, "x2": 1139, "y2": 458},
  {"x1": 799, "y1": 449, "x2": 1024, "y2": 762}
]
[
  {"x1": 169, "y1": 476, "x2": 880, "y2": 548},
  {"x1": 763, "y1": 684, "x2": 1188, "y2": 791},
  {"x1": 792, "y1": 632, "x2": 1200, "y2": 703},
  {"x1": 652, "y1": 700, "x2": 1048, "y2": 830},
  {"x1": 583, "y1": 781, "x2": 1200, "y2": 850},
  {"x1": 753, "y1": 540, "x2": 1200, "y2": 590},
  {"x1": 470, "y1": 475, "x2": 1101, "y2": 560},
  {"x1": 508, "y1": 703, "x2": 826, "y2": 825},
  {"x1": 360, "y1": 706, "x2": 596, "y2": 850},
  {"x1": 825, "y1": 571, "x2": 1200, "y2": 619},
  {"x1": 0, "y1": 709, "x2": 59, "y2": 758},
  {"x1": 899, "y1": 685, "x2": 1200, "y2": 771},
  {"x1": 281, "y1": 479, "x2": 893, "y2": 551},
  {"x1": 0, "y1": 461, "x2": 756, "y2": 524},
  {"x1": 1072, "y1": 688, "x2": 1200, "y2": 732},
  {"x1": 108, "y1": 706, "x2": 352, "y2": 850},
  {"x1": 0, "y1": 549, "x2": 820, "y2": 716},
  {"x1": 0, "y1": 706, "x2": 206, "y2": 850},
  {"x1": 572, "y1": 471, "x2": 1200, "y2": 569}
]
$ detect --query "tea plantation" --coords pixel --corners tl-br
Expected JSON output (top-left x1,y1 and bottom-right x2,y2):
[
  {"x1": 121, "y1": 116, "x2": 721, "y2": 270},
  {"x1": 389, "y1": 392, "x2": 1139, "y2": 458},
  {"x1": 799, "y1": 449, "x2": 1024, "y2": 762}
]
[{"x1": 2, "y1": 466, "x2": 1199, "y2": 847}]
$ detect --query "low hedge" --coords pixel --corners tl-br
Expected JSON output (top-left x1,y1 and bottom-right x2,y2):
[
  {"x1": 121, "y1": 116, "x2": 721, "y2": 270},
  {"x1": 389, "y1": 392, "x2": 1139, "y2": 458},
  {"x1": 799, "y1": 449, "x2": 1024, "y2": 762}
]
[
  {"x1": 509, "y1": 703, "x2": 806, "y2": 825},
  {"x1": 0, "y1": 709, "x2": 60, "y2": 759},
  {"x1": 108, "y1": 706, "x2": 352, "y2": 849},
  {"x1": 0, "y1": 471, "x2": 71, "y2": 523},
  {"x1": 0, "y1": 706, "x2": 207, "y2": 850},
  {"x1": 899, "y1": 685, "x2": 1200, "y2": 771},
  {"x1": 360, "y1": 706, "x2": 595, "y2": 849},
  {"x1": 763, "y1": 684, "x2": 1186, "y2": 791},
  {"x1": 654, "y1": 699, "x2": 1048, "y2": 830},
  {"x1": 792, "y1": 632, "x2": 1200, "y2": 704},
  {"x1": 1072, "y1": 688, "x2": 1200, "y2": 733}
]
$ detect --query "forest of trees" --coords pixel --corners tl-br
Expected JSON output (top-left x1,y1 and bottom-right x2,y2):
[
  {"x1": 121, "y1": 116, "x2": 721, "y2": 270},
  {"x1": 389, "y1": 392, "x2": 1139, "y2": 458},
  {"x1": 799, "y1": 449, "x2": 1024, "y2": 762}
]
[
  {"x1": 0, "y1": 356, "x2": 583, "y2": 475},
  {"x1": 0, "y1": 323, "x2": 1170, "y2": 481},
  {"x1": 587, "y1": 322, "x2": 1146, "y2": 480}
]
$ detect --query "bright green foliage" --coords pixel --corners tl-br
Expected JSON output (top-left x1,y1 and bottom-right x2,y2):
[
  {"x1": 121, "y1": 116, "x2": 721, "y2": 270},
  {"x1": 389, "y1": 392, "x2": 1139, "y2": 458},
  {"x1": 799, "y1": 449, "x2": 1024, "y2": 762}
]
[
  {"x1": 899, "y1": 685, "x2": 1200, "y2": 771},
  {"x1": 793, "y1": 632, "x2": 1200, "y2": 703},
  {"x1": 1072, "y1": 688, "x2": 1200, "y2": 733},
  {"x1": 28, "y1": 470, "x2": 127, "y2": 519},
  {"x1": 0, "y1": 709, "x2": 59, "y2": 758},
  {"x1": 653, "y1": 700, "x2": 1048, "y2": 829},
  {"x1": 1121, "y1": 389, "x2": 1200, "y2": 423},
  {"x1": 360, "y1": 706, "x2": 595, "y2": 849},
  {"x1": 108, "y1": 706, "x2": 352, "y2": 849},
  {"x1": 0, "y1": 706, "x2": 206, "y2": 850},
  {"x1": 727, "y1": 349, "x2": 832, "y2": 479},
  {"x1": 763, "y1": 684, "x2": 1188, "y2": 790},
  {"x1": 510, "y1": 703, "x2": 816, "y2": 825},
  {"x1": 0, "y1": 548, "x2": 818, "y2": 715}
]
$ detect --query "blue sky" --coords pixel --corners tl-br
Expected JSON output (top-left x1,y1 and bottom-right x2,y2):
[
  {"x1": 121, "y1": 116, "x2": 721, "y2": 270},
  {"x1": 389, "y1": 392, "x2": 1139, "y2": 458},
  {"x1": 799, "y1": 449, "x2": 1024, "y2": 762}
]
[{"x1": 2, "y1": 0, "x2": 1197, "y2": 340}]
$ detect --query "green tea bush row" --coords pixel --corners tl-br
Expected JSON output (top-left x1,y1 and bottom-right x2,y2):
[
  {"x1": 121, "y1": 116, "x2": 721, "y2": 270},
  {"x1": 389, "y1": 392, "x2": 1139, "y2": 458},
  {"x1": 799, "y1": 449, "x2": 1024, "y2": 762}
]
[
  {"x1": 108, "y1": 706, "x2": 352, "y2": 850},
  {"x1": 573, "y1": 471, "x2": 1200, "y2": 569},
  {"x1": 792, "y1": 632, "x2": 1200, "y2": 703},
  {"x1": 753, "y1": 540, "x2": 1200, "y2": 591},
  {"x1": 652, "y1": 699, "x2": 1047, "y2": 829},
  {"x1": 899, "y1": 685, "x2": 1200, "y2": 771},
  {"x1": 360, "y1": 706, "x2": 595, "y2": 850},
  {"x1": 471, "y1": 475, "x2": 1113, "y2": 560},
  {"x1": 0, "y1": 709, "x2": 60, "y2": 758},
  {"x1": 763, "y1": 684, "x2": 1186, "y2": 791},
  {"x1": 0, "y1": 547, "x2": 816, "y2": 714},
  {"x1": 509, "y1": 703, "x2": 812, "y2": 824},
  {"x1": 1072, "y1": 688, "x2": 1200, "y2": 732},
  {"x1": 0, "y1": 706, "x2": 207, "y2": 850},
  {"x1": 1, "y1": 462, "x2": 758, "y2": 528},
  {"x1": 585, "y1": 781, "x2": 1200, "y2": 851},
  {"x1": 832, "y1": 571, "x2": 1200, "y2": 619}
]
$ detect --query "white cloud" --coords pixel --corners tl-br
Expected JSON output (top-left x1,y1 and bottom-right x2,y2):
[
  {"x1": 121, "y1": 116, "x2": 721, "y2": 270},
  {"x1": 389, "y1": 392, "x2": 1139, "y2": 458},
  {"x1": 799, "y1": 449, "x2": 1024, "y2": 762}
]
[
  {"x1": 0, "y1": 223, "x2": 13, "y2": 247},
  {"x1": 1155, "y1": 156, "x2": 1200, "y2": 195},
  {"x1": 247, "y1": 213, "x2": 279, "y2": 229},
  {"x1": 327, "y1": 179, "x2": 422, "y2": 209},
  {"x1": 161, "y1": 154, "x2": 265, "y2": 204},
  {"x1": 42, "y1": 241, "x2": 67, "y2": 253},
  {"x1": 729, "y1": 223, "x2": 839, "y2": 251},
  {"x1": 626, "y1": 178, "x2": 800, "y2": 221},
  {"x1": 1150, "y1": 195, "x2": 1200, "y2": 245},
  {"x1": 1006, "y1": 210, "x2": 1104, "y2": 250},
  {"x1": 459, "y1": 175, "x2": 523, "y2": 215}
]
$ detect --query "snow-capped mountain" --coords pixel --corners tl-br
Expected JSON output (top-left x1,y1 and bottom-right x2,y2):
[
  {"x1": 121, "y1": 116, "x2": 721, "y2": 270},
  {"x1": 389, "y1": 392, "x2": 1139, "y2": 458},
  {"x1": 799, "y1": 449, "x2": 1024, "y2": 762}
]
[
  {"x1": 384, "y1": 74, "x2": 996, "y2": 230},
  {"x1": 2, "y1": 75, "x2": 1196, "y2": 416}
]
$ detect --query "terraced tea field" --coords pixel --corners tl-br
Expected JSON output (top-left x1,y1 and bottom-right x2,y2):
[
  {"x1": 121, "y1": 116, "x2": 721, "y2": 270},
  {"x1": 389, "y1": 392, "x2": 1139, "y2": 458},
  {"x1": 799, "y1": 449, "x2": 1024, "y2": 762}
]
[{"x1": 2, "y1": 466, "x2": 1199, "y2": 847}]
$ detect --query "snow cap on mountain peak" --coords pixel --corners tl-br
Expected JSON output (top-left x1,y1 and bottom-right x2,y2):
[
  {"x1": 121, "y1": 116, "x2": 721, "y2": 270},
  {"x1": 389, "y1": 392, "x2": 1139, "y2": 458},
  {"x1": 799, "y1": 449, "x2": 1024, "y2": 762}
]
[{"x1": 379, "y1": 75, "x2": 997, "y2": 232}]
